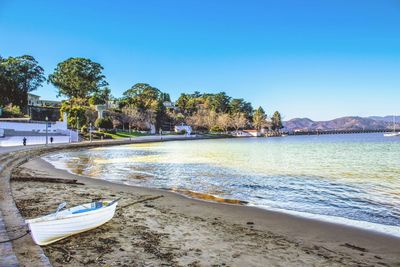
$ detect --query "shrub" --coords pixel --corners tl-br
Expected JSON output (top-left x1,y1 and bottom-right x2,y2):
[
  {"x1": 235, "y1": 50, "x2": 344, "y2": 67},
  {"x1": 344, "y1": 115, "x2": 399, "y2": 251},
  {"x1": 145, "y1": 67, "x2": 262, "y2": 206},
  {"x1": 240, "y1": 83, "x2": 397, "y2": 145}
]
[
  {"x1": 106, "y1": 129, "x2": 116, "y2": 134},
  {"x1": 210, "y1": 125, "x2": 223, "y2": 132},
  {"x1": 95, "y1": 117, "x2": 113, "y2": 129},
  {"x1": 60, "y1": 101, "x2": 88, "y2": 127},
  {"x1": 80, "y1": 125, "x2": 88, "y2": 133},
  {"x1": 1, "y1": 104, "x2": 24, "y2": 118}
]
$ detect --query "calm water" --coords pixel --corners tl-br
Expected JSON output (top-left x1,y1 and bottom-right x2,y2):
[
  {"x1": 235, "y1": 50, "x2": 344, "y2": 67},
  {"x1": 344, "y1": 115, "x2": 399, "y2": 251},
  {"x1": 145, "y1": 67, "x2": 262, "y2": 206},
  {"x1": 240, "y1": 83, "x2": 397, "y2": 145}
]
[{"x1": 44, "y1": 133, "x2": 400, "y2": 236}]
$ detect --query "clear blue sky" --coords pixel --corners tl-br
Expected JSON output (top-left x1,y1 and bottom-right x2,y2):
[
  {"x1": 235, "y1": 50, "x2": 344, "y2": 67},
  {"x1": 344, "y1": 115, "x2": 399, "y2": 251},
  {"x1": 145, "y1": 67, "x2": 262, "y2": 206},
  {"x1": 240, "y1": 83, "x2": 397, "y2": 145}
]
[{"x1": 1, "y1": 0, "x2": 399, "y2": 120}]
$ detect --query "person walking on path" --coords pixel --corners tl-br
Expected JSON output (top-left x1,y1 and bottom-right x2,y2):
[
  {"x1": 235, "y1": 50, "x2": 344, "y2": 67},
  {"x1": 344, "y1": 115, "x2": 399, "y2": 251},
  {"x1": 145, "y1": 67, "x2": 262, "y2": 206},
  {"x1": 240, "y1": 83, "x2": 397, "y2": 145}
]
[
  {"x1": 50, "y1": 137, "x2": 54, "y2": 144},
  {"x1": 22, "y1": 137, "x2": 27, "y2": 146}
]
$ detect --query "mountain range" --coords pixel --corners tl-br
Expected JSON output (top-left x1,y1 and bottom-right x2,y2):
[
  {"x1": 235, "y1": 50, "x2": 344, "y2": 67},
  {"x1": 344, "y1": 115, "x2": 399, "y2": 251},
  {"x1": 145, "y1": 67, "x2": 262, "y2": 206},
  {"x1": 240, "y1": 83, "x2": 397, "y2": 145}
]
[{"x1": 284, "y1": 116, "x2": 399, "y2": 132}]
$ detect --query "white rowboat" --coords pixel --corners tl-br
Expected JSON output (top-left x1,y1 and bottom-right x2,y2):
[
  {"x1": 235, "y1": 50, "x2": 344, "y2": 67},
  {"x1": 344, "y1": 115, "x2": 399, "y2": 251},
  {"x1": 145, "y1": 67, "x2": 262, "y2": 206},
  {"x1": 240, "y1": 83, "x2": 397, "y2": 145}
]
[{"x1": 26, "y1": 200, "x2": 118, "y2": 246}]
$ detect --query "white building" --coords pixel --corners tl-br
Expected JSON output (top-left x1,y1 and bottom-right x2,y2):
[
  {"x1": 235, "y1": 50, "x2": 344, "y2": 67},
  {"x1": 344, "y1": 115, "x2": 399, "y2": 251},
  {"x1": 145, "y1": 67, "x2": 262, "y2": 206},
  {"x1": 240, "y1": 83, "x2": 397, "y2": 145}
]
[
  {"x1": 107, "y1": 99, "x2": 119, "y2": 109},
  {"x1": 174, "y1": 125, "x2": 192, "y2": 135},
  {"x1": 163, "y1": 101, "x2": 178, "y2": 111},
  {"x1": 28, "y1": 93, "x2": 61, "y2": 107},
  {"x1": 234, "y1": 129, "x2": 262, "y2": 137}
]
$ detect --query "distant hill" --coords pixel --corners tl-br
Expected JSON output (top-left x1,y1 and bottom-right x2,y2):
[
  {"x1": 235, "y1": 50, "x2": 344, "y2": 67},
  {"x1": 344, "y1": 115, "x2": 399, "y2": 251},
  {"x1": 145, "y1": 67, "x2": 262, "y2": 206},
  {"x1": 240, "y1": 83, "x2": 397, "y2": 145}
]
[
  {"x1": 284, "y1": 116, "x2": 399, "y2": 132},
  {"x1": 367, "y1": 116, "x2": 400, "y2": 123}
]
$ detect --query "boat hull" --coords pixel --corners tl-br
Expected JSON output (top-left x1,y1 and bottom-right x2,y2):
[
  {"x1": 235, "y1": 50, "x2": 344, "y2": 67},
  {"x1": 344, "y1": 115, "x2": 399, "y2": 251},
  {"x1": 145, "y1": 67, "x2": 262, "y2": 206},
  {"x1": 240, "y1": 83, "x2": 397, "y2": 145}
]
[
  {"x1": 27, "y1": 202, "x2": 117, "y2": 246},
  {"x1": 384, "y1": 132, "x2": 400, "y2": 137}
]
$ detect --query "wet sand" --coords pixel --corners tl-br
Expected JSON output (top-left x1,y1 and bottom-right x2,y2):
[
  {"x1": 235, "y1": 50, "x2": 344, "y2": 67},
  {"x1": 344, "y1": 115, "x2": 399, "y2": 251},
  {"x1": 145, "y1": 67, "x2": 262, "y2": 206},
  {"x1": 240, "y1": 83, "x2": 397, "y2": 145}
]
[{"x1": 10, "y1": 157, "x2": 400, "y2": 267}]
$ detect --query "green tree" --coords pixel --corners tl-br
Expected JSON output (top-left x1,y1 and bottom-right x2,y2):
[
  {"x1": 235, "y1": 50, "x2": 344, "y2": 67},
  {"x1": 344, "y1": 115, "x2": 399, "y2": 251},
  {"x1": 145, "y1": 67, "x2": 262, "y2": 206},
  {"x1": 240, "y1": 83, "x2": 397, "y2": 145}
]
[
  {"x1": 122, "y1": 83, "x2": 162, "y2": 110},
  {"x1": 177, "y1": 91, "x2": 244, "y2": 116},
  {"x1": 176, "y1": 93, "x2": 189, "y2": 111},
  {"x1": 121, "y1": 83, "x2": 166, "y2": 130},
  {"x1": 229, "y1": 98, "x2": 253, "y2": 118},
  {"x1": 271, "y1": 111, "x2": 283, "y2": 132},
  {"x1": 89, "y1": 87, "x2": 111, "y2": 105},
  {"x1": 160, "y1": 92, "x2": 171, "y2": 102},
  {"x1": 252, "y1": 106, "x2": 267, "y2": 131},
  {"x1": 0, "y1": 55, "x2": 45, "y2": 110},
  {"x1": 60, "y1": 100, "x2": 88, "y2": 128},
  {"x1": 209, "y1": 92, "x2": 231, "y2": 113},
  {"x1": 48, "y1": 57, "x2": 108, "y2": 99},
  {"x1": 95, "y1": 117, "x2": 113, "y2": 130},
  {"x1": 176, "y1": 93, "x2": 201, "y2": 115}
]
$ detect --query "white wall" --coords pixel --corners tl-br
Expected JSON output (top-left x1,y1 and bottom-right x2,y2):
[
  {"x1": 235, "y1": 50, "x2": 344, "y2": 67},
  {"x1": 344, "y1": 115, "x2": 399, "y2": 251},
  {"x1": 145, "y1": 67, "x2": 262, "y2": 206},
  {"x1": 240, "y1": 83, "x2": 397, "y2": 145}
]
[
  {"x1": 240, "y1": 131, "x2": 261, "y2": 137},
  {"x1": 0, "y1": 121, "x2": 77, "y2": 146},
  {"x1": 175, "y1": 125, "x2": 192, "y2": 135},
  {"x1": 0, "y1": 121, "x2": 67, "y2": 133},
  {"x1": 234, "y1": 131, "x2": 253, "y2": 137},
  {"x1": 68, "y1": 130, "x2": 79, "y2": 142},
  {"x1": 0, "y1": 136, "x2": 71, "y2": 147}
]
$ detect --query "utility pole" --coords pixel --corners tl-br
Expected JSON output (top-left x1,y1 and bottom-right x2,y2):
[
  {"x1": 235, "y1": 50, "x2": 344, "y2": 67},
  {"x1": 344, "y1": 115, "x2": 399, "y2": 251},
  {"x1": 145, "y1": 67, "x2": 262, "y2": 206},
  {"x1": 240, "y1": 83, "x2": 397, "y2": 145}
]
[
  {"x1": 45, "y1": 116, "x2": 49, "y2": 145},
  {"x1": 76, "y1": 116, "x2": 80, "y2": 142},
  {"x1": 89, "y1": 122, "x2": 92, "y2": 142}
]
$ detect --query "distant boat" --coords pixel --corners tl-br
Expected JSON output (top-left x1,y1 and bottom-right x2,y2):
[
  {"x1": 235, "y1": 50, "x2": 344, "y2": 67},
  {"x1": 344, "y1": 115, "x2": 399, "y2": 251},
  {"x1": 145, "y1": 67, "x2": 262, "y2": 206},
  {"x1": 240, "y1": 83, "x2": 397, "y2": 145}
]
[
  {"x1": 384, "y1": 116, "x2": 400, "y2": 137},
  {"x1": 384, "y1": 132, "x2": 400, "y2": 137},
  {"x1": 26, "y1": 199, "x2": 119, "y2": 246}
]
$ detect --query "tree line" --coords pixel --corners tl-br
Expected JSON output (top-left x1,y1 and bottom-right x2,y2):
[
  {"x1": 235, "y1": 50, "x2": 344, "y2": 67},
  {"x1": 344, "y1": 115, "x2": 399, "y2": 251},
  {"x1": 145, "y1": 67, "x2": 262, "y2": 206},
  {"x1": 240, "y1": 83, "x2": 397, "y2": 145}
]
[{"x1": 0, "y1": 54, "x2": 283, "y2": 133}]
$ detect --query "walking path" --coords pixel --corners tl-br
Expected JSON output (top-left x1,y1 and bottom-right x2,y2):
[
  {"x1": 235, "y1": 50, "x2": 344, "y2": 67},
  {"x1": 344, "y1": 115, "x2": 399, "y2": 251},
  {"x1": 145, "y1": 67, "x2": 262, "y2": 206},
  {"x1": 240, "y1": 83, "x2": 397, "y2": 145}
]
[{"x1": 0, "y1": 135, "x2": 206, "y2": 266}]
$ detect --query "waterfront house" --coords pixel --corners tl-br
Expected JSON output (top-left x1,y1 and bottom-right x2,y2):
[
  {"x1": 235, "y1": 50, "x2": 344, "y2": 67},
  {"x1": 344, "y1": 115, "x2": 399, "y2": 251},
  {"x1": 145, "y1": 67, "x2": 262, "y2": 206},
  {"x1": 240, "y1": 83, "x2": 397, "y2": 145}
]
[
  {"x1": 28, "y1": 93, "x2": 61, "y2": 107},
  {"x1": 27, "y1": 93, "x2": 62, "y2": 121},
  {"x1": 242, "y1": 129, "x2": 262, "y2": 137}
]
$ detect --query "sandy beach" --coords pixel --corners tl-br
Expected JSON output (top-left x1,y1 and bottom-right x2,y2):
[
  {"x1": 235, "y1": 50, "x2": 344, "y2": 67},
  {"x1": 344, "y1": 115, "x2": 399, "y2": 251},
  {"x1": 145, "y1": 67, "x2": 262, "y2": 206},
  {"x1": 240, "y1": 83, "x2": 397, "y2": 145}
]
[{"x1": 7, "y1": 152, "x2": 400, "y2": 267}]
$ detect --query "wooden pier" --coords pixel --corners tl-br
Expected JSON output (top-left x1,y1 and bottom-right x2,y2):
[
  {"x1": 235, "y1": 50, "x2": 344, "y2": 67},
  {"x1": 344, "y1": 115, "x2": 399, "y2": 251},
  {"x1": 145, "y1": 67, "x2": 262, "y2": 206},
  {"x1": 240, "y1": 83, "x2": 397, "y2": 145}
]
[{"x1": 286, "y1": 129, "x2": 391, "y2": 136}]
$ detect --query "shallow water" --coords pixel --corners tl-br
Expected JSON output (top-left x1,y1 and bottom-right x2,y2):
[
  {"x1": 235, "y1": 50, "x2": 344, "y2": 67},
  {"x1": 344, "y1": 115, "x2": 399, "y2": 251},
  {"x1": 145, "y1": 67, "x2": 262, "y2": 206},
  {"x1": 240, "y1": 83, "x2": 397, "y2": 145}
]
[{"x1": 44, "y1": 133, "x2": 400, "y2": 236}]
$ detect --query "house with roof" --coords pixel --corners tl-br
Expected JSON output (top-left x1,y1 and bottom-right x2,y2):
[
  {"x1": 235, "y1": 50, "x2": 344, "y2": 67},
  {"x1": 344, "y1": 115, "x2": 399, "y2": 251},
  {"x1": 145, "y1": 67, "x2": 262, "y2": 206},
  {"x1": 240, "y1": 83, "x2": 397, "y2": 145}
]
[
  {"x1": 235, "y1": 129, "x2": 262, "y2": 137},
  {"x1": 28, "y1": 93, "x2": 61, "y2": 107}
]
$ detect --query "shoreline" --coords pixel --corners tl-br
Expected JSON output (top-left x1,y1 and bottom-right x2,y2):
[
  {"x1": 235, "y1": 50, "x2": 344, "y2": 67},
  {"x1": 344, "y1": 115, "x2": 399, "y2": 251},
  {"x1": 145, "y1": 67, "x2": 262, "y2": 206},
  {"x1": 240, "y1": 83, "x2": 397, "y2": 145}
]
[
  {"x1": 41, "y1": 142, "x2": 400, "y2": 240},
  {"x1": 11, "y1": 153, "x2": 400, "y2": 266},
  {"x1": 36, "y1": 156, "x2": 400, "y2": 242}
]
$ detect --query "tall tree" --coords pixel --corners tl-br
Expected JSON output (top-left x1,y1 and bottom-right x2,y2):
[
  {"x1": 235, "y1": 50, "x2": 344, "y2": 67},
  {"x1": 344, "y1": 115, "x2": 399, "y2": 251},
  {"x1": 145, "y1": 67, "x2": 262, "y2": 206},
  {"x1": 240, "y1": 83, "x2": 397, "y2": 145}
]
[
  {"x1": 176, "y1": 93, "x2": 190, "y2": 112},
  {"x1": 60, "y1": 98, "x2": 89, "y2": 128},
  {"x1": 231, "y1": 112, "x2": 248, "y2": 132},
  {"x1": 229, "y1": 98, "x2": 253, "y2": 119},
  {"x1": 216, "y1": 113, "x2": 231, "y2": 133},
  {"x1": 89, "y1": 87, "x2": 111, "y2": 105},
  {"x1": 0, "y1": 55, "x2": 45, "y2": 110},
  {"x1": 186, "y1": 109, "x2": 217, "y2": 131},
  {"x1": 176, "y1": 93, "x2": 201, "y2": 115},
  {"x1": 160, "y1": 92, "x2": 171, "y2": 102},
  {"x1": 0, "y1": 56, "x2": 12, "y2": 107},
  {"x1": 252, "y1": 106, "x2": 267, "y2": 131},
  {"x1": 48, "y1": 57, "x2": 108, "y2": 100},
  {"x1": 176, "y1": 91, "x2": 251, "y2": 117},
  {"x1": 122, "y1": 107, "x2": 153, "y2": 130},
  {"x1": 122, "y1": 83, "x2": 162, "y2": 110},
  {"x1": 121, "y1": 83, "x2": 166, "y2": 130},
  {"x1": 271, "y1": 111, "x2": 283, "y2": 132},
  {"x1": 210, "y1": 92, "x2": 231, "y2": 113}
]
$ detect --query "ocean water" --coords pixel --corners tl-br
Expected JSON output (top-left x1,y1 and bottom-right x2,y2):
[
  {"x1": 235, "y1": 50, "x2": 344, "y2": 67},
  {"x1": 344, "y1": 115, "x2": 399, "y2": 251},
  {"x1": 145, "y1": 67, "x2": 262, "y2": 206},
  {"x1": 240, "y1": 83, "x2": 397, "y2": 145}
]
[{"x1": 43, "y1": 133, "x2": 400, "y2": 236}]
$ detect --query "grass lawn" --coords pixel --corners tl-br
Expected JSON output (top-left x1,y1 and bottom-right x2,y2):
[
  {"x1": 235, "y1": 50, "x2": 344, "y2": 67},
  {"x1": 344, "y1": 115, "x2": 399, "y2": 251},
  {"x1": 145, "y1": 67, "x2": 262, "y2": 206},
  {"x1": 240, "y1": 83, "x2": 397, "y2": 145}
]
[
  {"x1": 204, "y1": 133, "x2": 233, "y2": 138},
  {"x1": 99, "y1": 131, "x2": 151, "y2": 139}
]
